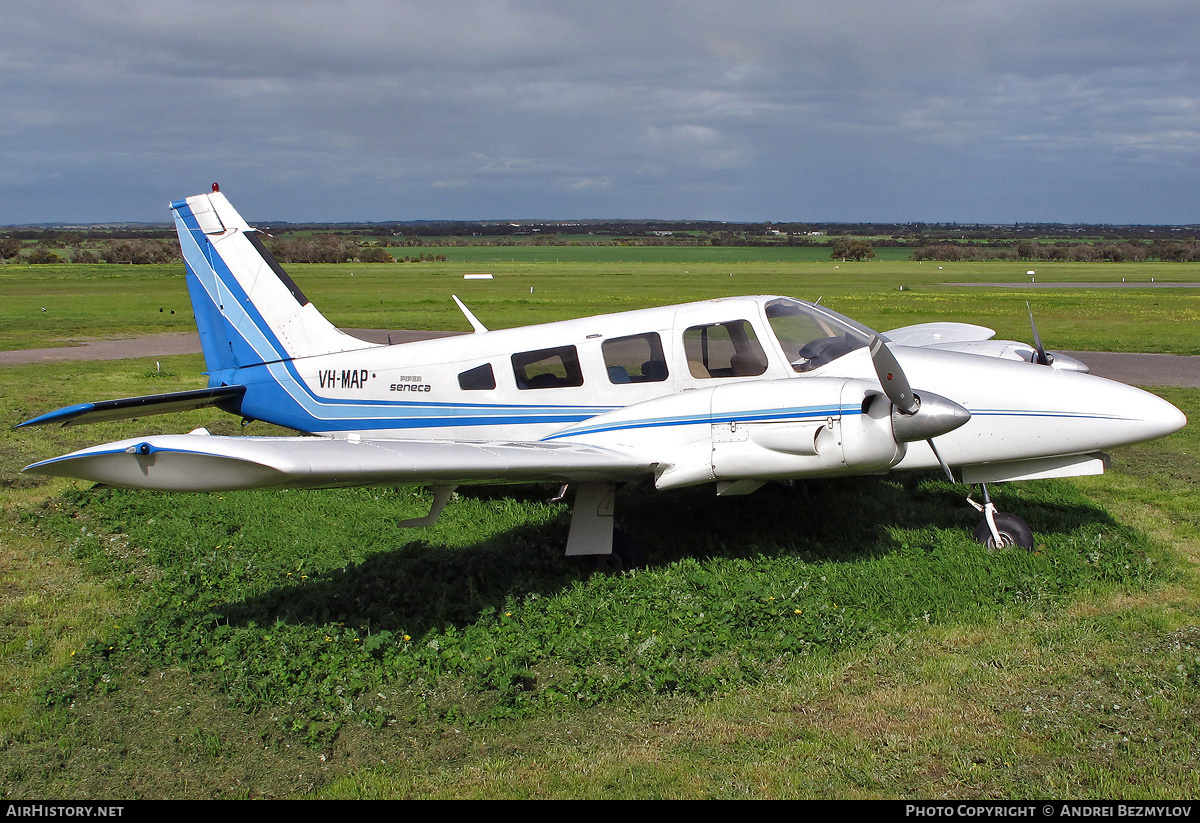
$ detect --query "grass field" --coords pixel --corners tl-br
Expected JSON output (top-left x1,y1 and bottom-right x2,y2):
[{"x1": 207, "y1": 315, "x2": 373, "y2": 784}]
[
  {"x1": 1, "y1": 259, "x2": 1197, "y2": 798},
  {"x1": 3, "y1": 256, "x2": 1199, "y2": 353}
]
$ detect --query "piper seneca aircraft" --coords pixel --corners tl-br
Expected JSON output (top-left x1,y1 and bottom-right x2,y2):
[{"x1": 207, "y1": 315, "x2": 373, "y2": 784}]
[{"x1": 19, "y1": 187, "x2": 1187, "y2": 569}]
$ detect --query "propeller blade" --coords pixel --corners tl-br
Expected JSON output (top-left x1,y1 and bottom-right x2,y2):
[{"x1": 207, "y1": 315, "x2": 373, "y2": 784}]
[
  {"x1": 869, "y1": 335, "x2": 918, "y2": 414},
  {"x1": 927, "y1": 437, "x2": 957, "y2": 484},
  {"x1": 1026, "y1": 302, "x2": 1054, "y2": 366}
]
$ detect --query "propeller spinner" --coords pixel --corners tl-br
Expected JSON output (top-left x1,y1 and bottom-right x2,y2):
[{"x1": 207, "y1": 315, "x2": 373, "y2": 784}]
[{"x1": 868, "y1": 334, "x2": 971, "y2": 481}]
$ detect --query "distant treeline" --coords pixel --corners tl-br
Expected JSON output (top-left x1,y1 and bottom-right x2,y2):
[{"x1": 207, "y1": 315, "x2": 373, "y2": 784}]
[
  {"x1": 261, "y1": 234, "x2": 445, "y2": 264},
  {"x1": 0, "y1": 237, "x2": 182, "y2": 264},
  {"x1": 250, "y1": 219, "x2": 1200, "y2": 244},
  {"x1": 4, "y1": 225, "x2": 1199, "y2": 264},
  {"x1": 913, "y1": 239, "x2": 1200, "y2": 263},
  {"x1": 0, "y1": 234, "x2": 448, "y2": 265},
  {"x1": 1, "y1": 228, "x2": 176, "y2": 241}
]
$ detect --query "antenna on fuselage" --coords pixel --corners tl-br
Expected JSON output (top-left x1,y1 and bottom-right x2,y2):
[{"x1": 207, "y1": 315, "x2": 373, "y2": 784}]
[{"x1": 452, "y1": 295, "x2": 489, "y2": 334}]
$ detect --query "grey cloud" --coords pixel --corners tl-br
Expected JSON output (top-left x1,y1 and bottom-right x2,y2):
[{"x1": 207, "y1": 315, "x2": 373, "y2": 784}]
[{"x1": 1, "y1": 0, "x2": 1197, "y2": 222}]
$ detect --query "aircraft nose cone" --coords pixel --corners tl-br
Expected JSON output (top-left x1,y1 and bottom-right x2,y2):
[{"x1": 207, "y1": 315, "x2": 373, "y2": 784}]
[
  {"x1": 1082, "y1": 378, "x2": 1187, "y2": 449},
  {"x1": 1135, "y1": 390, "x2": 1187, "y2": 442}
]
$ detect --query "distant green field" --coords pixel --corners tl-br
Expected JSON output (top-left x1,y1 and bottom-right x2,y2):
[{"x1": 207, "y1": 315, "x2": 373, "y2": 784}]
[{"x1": 3, "y1": 258, "x2": 1197, "y2": 354}]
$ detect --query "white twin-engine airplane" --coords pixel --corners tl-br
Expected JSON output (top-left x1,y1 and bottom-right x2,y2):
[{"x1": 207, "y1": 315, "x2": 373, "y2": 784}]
[{"x1": 20, "y1": 188, "x2": 1187, "y2": 568}]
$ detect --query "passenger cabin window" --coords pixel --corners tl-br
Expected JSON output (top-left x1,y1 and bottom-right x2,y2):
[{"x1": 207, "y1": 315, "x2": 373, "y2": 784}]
[
  {"x1": 458, "y1": 363, "x2": 496, "y2": 390},
  {"x1": 602, "y1": 332, "x2": 669, "y2": 384},
  {"x1": 512, "y1": 346, "x2": 584, "y2": 389},
  {"x1": 683, "y1": 320, "x2": 768, "y2": 378}
]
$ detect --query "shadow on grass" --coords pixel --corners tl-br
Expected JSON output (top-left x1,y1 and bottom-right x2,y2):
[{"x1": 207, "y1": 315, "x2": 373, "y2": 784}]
[
  {"x1": 624, "y1": 472, "x2": 1123, "y2": 562},
  {"x1": 219, "y1": 518, "x2": 591, "y2": 636},
  {"x1": 212, "y1": 473, "x2": 1121, "y2": 638}
]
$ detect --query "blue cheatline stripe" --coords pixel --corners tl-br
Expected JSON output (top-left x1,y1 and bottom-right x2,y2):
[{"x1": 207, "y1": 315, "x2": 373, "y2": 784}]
[
  {"x1": 972, "y1": 410, "x2": 1134, "y2": 422},
  {"x1": 25, "y1": 442, "x2": 141, "y2": 469},
  {"x1": 239, "y1": 372, "x2": 612, "y2": 434},
  {"x1": 543, "y1": 406, "x2": 1139, "y2": 443},
  {"x1": 543, "y1": 404, "x2": 850, "y2": 441},
  {"x1": 172, "y1": 199, "x2": 619, "y2": 433}
]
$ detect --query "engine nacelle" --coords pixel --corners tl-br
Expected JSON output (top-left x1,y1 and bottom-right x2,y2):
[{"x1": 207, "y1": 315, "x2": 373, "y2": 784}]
[
  {"x1": 554, "y1": 378, "x2": 904, "y2": 490},
  {"x1": 704, "y1": 379, "x2": 903, "y2": 484}
]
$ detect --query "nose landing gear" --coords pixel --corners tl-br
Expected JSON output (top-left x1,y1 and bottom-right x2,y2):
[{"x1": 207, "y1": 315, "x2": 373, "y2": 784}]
[{"x1": 968, "y1": 483, "x2": 1034, "y2": 550}]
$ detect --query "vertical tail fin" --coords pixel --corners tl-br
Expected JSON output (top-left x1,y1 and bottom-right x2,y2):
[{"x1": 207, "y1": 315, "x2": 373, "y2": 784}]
[{"x1": 171, "y1": 189, "x2": 375, "y2": 385}]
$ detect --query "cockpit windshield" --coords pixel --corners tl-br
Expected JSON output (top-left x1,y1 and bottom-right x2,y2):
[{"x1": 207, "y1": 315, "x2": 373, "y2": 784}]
[{"x1": 764, "y1": 298, "x2": 874, "y2": 373}]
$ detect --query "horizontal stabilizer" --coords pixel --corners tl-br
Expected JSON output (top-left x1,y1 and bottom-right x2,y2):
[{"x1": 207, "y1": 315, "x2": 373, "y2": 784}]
[
  {"x1": 15, "y1": 386, "x2": 246, "y2": 428},
  {"x1": 23, "y1": 432, "x2": 652, "y2": 491}
]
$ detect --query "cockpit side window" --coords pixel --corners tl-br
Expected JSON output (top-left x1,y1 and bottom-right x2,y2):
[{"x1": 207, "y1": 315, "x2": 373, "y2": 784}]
[
  {"x1": 512, "y1": 346, "x2": 584, "y2": 389},
  {"x1": 602, "y1": 332, "x2": 669, "y2": 384},
  {"x1": 765, "y1": 298, "x2": 871, "y2": 373},
  {"x1": 682, "y1": 320, "x2": 768, "y2": 379}
]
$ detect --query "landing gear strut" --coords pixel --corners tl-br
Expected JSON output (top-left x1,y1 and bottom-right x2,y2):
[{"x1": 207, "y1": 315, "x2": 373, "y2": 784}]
[
  {"x1": 967, "y1": 483, "x2": 1034, "y2": 550},
  {"x1": 563, "y1": 482, "x2": 648, "y2": 571}
]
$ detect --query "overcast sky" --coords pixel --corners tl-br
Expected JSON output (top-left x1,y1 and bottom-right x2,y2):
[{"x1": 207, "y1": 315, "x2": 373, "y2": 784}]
[{"x1": 3, "y1": 0, "x2": 1199, "y2": 224}]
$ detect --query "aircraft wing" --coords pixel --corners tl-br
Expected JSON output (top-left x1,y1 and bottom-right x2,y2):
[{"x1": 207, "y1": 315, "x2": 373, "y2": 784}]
[
  {"x1": 883, "y1": 322, "x2": 1088, "y2": 372},
  {"x1": 883, "y1": 322, "x2": 997, "y2": 346},
  {"x1": 22, "y1": 431, "x2": 654, "y2": 491},
  {"x1": 15, "y1": 386, "x2": 246, "y2": 428}
]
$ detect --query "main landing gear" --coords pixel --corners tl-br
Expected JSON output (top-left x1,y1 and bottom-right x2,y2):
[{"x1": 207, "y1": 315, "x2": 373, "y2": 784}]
[
  {"x1": 967, "y1": 483, "x2": 1034, "y2": 550},
  {"x1": 560, "y1": 475, "x2": 1036, "y2": 570},
  {"x1": 592, "y1": 528, "x2": 647, "y2": 572},
  {"x1": 563, "y1": 482, "x2": 649, "y2": 572}
]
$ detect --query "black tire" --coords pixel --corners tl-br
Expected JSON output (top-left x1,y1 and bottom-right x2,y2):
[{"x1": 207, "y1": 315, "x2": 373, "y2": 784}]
[
  {"x1": 973, "y1": 512, "x2": 1034, "y2": 550},
  {"x1": 593, "y1": 529, "x2": 647, "y2": 572}
]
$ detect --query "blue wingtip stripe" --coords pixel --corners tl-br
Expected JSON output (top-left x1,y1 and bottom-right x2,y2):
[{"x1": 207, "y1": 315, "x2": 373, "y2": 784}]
[{"x1": 16, "y1": 403, "x2": 98, "y2": 428}]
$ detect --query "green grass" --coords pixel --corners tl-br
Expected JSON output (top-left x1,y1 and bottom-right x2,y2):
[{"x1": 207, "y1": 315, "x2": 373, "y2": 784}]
[
  {"x1": 1, "y1": 261, "x2": 1198, "y2": 798},
  {"x1": 3, "y1": 258, "x2": 1198, "y2": 352}
]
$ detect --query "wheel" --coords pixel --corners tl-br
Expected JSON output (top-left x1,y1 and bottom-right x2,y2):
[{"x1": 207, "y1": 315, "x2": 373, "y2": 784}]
[
  {"x1": 765, "y1": 478, "x2": 825, "y2": 500},
  {"x1": 593, "y1": 529, "x2": 647, "y2": 572},
  {"x1": 973, "y1": 512, "x2": 1034, "y2": 550}
]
